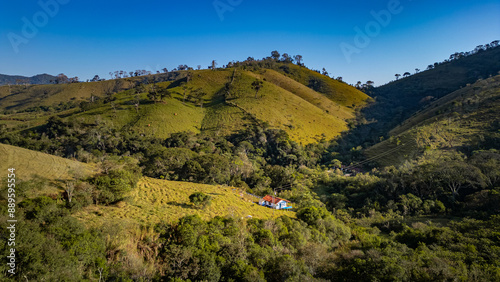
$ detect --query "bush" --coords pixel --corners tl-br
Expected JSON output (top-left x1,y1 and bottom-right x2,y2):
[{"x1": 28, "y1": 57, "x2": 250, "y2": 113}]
[
  {"x1": 91, "y1": 169, "x2": 140, "y2": 205},
  {"x1": 189, "y1": 192, "x2": 212, "y2": 209}
]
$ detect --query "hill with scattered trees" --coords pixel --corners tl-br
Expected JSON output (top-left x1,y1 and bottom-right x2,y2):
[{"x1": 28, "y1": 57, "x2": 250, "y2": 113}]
[
  {"x1": 0, "y1": 55, "x2": 369, "y2": 144},
  {"x1": 364, "y1": 74, "x2": 500, "y2": 167}
]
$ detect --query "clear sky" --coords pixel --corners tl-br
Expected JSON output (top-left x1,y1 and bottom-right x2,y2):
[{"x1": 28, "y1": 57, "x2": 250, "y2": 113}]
[{"x1": 1, "y1": 0, "x2": 499, "y2": 86}]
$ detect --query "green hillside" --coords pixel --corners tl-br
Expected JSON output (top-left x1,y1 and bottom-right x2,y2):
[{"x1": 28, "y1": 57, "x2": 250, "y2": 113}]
[
  {"x1": 365, "y1": 75, "x2": 500, "y2": 166},
  {"x1": 255, "y1": 69, "x2": 355, "y2": 120},
  {"x1": 329, "y1": 45, "x2": 500, "y2": 167},
  {"x1": 0, "y1": 143, "x2": 96, "y2": 181},
  {"x1": 274, "y1": 63, "x2": 370, "y2": 108},
  {"x1": 0, "y1": 72, "x2": 186, "y2": 112},
  {"x1": 0, "y1": 143, "x2": 96, "y2": 198},
  {"x1": 0, "y1": 65, "x2": 369, "y2": 144}
]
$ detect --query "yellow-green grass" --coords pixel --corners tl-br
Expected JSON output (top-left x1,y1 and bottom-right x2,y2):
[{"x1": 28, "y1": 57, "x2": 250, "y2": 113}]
[
  {"x1": 201, "y1": 101, "x2": 252, "y2": 136},
  {"x1": 0, "y1": 79, "x2": 136, "y2": 111},
  {"x1": 0, "y1": 143, "x2": 97, "y2": 196},
  {"x1": 179, "y1": 69, "x2": 232, "y2": 98},
  {"x1": 75, "y1": 177, "x2": 295, "y2": 227},
  {"x1": 229, "y1": 72, "x2": 349, "y2": 144},
  {"x1": 129, "y1": 100, "x2": 205, "y2": 139},
  {"x1": 0, "y1": 143, "x2": 96, "y2": 180},
  {"x1": 1, "y1": 67, "x2": 368, "y2": 143},
  {"x1": 278, "y1": 64, "x2": 370, "y2": 107},
  {"x1": 255, "y1": 69, "x2": 354, "y2": 119},
  {"x1": 82, "y1": 69, "x2": 354, "y2": 143}
]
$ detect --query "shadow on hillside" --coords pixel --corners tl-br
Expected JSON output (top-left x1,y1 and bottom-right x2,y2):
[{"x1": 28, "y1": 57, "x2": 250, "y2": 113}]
[{"x1": 167, "y1": 201, "x2": 194, "y2": 209}]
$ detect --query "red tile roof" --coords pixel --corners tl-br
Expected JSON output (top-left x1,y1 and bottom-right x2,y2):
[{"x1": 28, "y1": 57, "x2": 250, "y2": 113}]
[{"x1": 262, "y1": 195, "x2": 290, "y2": 204}]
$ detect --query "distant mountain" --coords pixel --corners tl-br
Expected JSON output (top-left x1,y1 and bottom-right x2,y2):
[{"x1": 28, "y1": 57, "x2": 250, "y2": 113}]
[{"x1": 0, "y1": 73, "x2": 57, "y2": 86}]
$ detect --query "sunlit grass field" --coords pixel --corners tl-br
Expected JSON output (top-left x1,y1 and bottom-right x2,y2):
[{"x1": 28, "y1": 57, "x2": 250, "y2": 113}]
[
  {"x1": 0, "y1": 143, "x2": 96, "y2": 180},
  {"x1": 75, "y1": 177, "x2": 295, "y2": 227}
]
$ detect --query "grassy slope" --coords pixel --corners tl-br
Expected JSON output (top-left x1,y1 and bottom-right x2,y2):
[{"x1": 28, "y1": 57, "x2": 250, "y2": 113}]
[
  {"x1": 371, "y1": 47, "x2": 500, "y2": 120},
  {"x1": 0, "y1": 143, "x2": 96, "y2": 180},
  {"x1": 0, "y1": 80, "x2": 133, "y2": 110},
  {"x1": 0, "y1": 142, "x2": 294, "y2": 227},
  {"x1": 365, "y1": 75, "x2": 500, "y2": 166},
  {"x1": 0, "y1": 72, "x2": 188, "y2": 112},
  {"x1": 0, "y1": 143, "x2": 97, "y2": 197},
  {"x1": 75, "y1": 177, "x2": 295, "y2": 227},
  {"x1": 233, "y1": 71, "x2": 349, "y2": 143},
  {"x1": 275, "y1": 63, "x2": 370, "y2": 108},
  {"x1": 1, "y1": 67, "x2": 370, "y2": 143},
  {"x1": 256, "y1": 69, "x2": 354, "y2": 120}
]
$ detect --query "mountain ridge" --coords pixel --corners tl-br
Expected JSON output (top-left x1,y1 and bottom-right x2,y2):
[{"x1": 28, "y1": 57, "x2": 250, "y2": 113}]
[{"x1": 0, "y1": 73, "x2": 58, "y2": 86}]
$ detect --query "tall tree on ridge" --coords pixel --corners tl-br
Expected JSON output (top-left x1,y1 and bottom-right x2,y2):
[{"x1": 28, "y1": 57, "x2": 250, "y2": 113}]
[
  {"x1": 294, "y1": 54, "x2": 303, "y2": 66},
  {"x1": 271, "y1": 50, "x2": 280, "y2": 61}
]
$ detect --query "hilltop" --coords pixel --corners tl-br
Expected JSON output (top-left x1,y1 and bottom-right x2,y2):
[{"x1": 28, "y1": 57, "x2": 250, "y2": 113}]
[
  {"x1": 328, "y1": 44, "x2": 500, "y2": 167},
  {"x1": 371, "y1": 45, "x2": 500, "y2": 130},
  {"x1": 364, "y1": 74, "x2": 500, "y2": 166},
  {"x1": 0, "y1": 61, "x2": 369, "y2": 144}
]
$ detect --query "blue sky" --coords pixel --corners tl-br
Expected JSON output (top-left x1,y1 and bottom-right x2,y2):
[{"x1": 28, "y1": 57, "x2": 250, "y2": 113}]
[{"x1": 0, "y1": 0, "x2": 499, "y2": 85}]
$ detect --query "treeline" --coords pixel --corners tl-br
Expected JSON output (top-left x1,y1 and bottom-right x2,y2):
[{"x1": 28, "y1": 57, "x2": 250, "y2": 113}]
[
  {"x1": 0, "y1": 117, "x2": 325, "y2": 195},
  {"x1": 2, "y1": 114, "x2": 500, "y2": 217}
]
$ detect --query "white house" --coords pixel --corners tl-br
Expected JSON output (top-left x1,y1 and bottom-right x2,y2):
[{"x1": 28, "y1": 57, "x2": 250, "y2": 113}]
[{"x1": 259, "y1": 195, "x2": 292, "y2": 210}]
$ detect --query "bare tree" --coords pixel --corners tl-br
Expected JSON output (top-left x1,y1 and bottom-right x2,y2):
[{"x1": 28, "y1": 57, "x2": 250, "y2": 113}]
[
  {"x1": 64, "y1": 180, "x2": 75, "y2": 203},
  {"x1": 134, "y1": 94, "x2": 140, "y2": 113}
]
